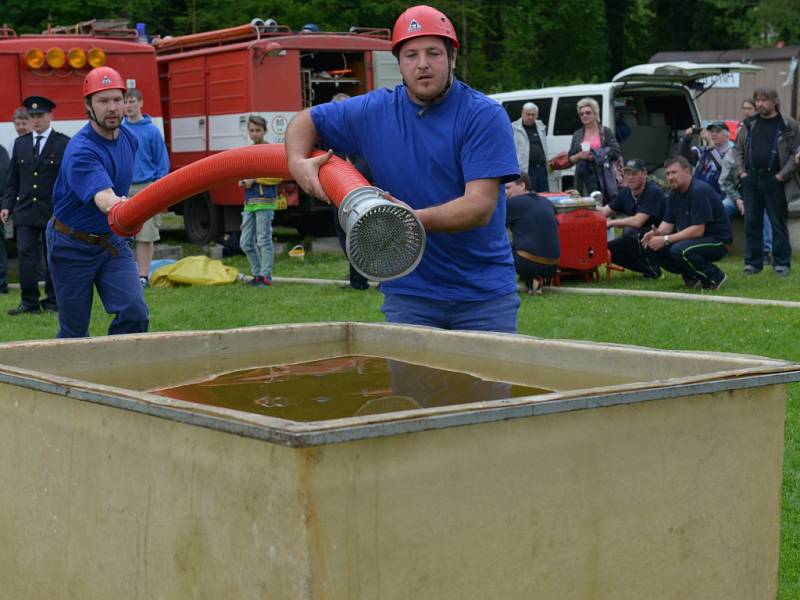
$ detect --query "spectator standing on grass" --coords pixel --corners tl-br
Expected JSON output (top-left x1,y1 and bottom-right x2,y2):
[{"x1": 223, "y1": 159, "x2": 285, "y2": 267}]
[
  {"x1": 511, "y1": 102, "x2": 549, "y2": 192},
  {"x1": 733, "y1": 88, "x2": 798, "y2": 276},
  {"x1": 0, "y1": 143, "x2": 9, "y2": 294},
  {"x1": 286, "y1": 5, "x2": 520, "y2": 332},
  {"x1": 123, "y1": 88, "x2": 170, "y2": 288},
  {"x1": 641, "y1": 156, "x2": 732, "y2": 291},
  {"x1": 1, "y1": 96, "x2": 67, "y2": 315},
  {"x1": 47, "y1": 67, "x2": 148, "y2": 338},
  {"x1": 238, "y1": 115, "x2": 281, "y2": 288},
  {"x1": 504, "y1": 173, "x2": 559, "y2": 294},
  {"x1": 678, "y1": 120, "x2": 732, "y2": 203}
]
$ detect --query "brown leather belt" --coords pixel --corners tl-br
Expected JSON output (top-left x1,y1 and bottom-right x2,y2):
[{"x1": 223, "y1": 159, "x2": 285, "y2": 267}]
[
  {"x1": 51, "y1": 218, "x2": 118, "y2": 256},
  {"x1": 516, "y1": 249, "x2": 559, "y2": 265}
]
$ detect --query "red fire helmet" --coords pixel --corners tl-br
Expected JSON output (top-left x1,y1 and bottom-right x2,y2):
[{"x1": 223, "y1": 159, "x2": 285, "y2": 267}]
[
  {"x1": 391, "y1": 5, "x2": 460, "y2": 55},
  {"x1": 83, "y1": 66, "x2": 127, "y2": 98}
]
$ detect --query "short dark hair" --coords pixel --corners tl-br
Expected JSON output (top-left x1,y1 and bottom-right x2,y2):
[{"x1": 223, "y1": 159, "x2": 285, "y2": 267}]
[
  {"x1": 248, "y1": 114, "x2": 267, "y2": 129},
  {"x1": 513, "y1": 173, "x2": 532, "y2": 191},
  {"x1": 664, "y1": 155, "x2": 691, "y2": 170},
  {"x1": 125, "y1": 88, "x2": 143, "y2": 101}
]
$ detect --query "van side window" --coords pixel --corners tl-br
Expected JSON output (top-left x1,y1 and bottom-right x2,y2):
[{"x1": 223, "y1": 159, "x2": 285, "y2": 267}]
[
  {"x1": 553, "y1": 95, "x2": 603, "y2": 135},
  {"x1": 501, "y1": 98, "x2": 553, "y2": 128}
]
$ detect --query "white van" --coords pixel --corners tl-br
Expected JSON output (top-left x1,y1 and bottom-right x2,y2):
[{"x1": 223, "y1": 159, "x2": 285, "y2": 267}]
[{"x1": 489, "y1": 62, "x2": 761, "y2": 191}]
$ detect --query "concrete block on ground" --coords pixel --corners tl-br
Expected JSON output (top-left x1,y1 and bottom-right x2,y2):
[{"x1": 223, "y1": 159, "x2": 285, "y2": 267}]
[
  {"x1": 311, "y1": 237, "x2": 344, "y2": 255},
  {"x1": 153, "y1": 244, "x2": 184, "y2": 260}
]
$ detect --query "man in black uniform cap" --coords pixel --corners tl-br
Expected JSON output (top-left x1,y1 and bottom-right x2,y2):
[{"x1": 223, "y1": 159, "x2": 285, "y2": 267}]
[{"x1": 1, "y1": 96, "x2": 69, "y2": 314}]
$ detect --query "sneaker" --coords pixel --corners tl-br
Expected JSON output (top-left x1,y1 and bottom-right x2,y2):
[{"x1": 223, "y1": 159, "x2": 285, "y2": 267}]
[
  {"x1": 702, "y1": 273, "x2": 727, "y2": 291},
  {"x1": 247, "y1": 276, "x2": 268, "y2": 287},
  {"x1": 643, "y1": 268, "x2": 663, "y2": 280},
  {"x1": 682, "y1": 275, "x2": 701, "y2": 289},
  {"x1": 774, "y1": 266, "x2": 790, "y2": 277},
  {"x1": 743, "y1": 265, "x2": 761, "y2": 275},
  {"x1": 139, "y1": 275, "x2": 149, "y2": 288},
  {"x1": 264, "y1": 276, "x2": 273, "y2": 286}
]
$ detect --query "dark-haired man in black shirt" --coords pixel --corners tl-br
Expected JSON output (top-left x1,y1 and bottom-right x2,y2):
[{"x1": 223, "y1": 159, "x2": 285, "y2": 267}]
[{"x1": 733, "y1": 85, "x2": 800, "y2": 276}]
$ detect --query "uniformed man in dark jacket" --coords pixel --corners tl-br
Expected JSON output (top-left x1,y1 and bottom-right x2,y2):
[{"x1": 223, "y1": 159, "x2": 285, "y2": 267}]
[
  {"x1": 0, "y1": 144, "x2": 9, "y2": 294},
  {"x1": 1, "y1": 96, "x2": 69, "y2": 314}
]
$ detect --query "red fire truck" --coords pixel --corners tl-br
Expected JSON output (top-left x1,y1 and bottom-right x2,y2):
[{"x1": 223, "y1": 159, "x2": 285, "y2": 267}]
[
  {"x1": 154, "y1": 20, "x2": 401, "y2": 242},
  {"x1": 0, "y1": 22, "x2": 161, "y2": 160},
  {"x1": 1, "y1": 19, "x2": 402, "y2": 243}
]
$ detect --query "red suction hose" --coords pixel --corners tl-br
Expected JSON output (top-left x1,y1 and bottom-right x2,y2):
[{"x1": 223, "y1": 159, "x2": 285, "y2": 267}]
[{"x1": 108, "y1": 144, "x2": 369, "y2": 237}]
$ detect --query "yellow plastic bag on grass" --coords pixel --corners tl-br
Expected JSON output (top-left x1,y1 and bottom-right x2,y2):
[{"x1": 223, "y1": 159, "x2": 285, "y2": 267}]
[{"x1": 150, "y1": 256, "x2": 240, "y2": 288}]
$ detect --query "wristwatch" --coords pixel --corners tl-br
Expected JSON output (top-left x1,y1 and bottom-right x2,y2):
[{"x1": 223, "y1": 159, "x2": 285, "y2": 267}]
[{"x1": 663, "y1": 235, "x2": 672, "y2": 247}]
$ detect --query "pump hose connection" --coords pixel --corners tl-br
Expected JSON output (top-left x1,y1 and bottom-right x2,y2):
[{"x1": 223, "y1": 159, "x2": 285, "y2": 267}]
[{"x1": 108, "y1": 144, "x2": 425, "y2": 281}]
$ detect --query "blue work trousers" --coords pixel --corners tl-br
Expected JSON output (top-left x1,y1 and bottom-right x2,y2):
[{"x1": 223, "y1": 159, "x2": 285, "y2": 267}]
[
  {"x1": 46, "y1": 222, "x2": 149, "y2": 338},
  {"x1": 381, "y1": 292, "x2": 521, "y2": 333}
]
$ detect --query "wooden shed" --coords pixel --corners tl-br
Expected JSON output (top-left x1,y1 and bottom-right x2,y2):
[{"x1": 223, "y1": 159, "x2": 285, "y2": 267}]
[{"x1": 650, "y1": 47, "x2": 800, "y2": 120}]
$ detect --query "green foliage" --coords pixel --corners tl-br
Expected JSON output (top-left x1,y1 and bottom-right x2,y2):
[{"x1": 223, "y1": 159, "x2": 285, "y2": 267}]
[{"x1": 0, "y1": 0, "x2": 795, "y2": 90}]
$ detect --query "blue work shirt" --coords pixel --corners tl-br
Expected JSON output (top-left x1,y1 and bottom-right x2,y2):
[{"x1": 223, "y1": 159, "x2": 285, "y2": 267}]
[
  {"x1": 311, "y1": 80, "x2": 520, "y2": 302},
  {"x1": 52, "y1": 123, "x2": 137, "y2": 234}
]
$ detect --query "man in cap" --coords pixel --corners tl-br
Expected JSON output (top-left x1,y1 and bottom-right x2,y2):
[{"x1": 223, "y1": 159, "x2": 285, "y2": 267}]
[
  {"x1": 47, "y1": 67, "x2": 148, "y2": 338},
  {"x1": 1, "y1": 95, "x2": 68, "y2": 314},
  {"x1": 598, "y1": 158, "x2": 666, "y2": 278},
  {"x1": 286, "y1": 5, "x2": 520, "y2": 332},
  {"x1": 678, "y1": 119, "x2": 733, "y2": 202}
]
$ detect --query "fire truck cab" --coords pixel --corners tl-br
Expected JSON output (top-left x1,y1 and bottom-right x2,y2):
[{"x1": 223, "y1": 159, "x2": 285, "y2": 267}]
[
  {"x1": 0, "y1": 22, "x2": 161, "y2": 162},
  {"x1": 155, "y1": 20, "x2": 402, "y2": 242}
]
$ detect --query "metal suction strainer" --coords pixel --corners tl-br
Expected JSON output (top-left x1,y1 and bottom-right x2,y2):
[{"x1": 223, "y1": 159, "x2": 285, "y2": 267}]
[{"x1": 338, "y1": 187, "x2": 426, "y2": 281}]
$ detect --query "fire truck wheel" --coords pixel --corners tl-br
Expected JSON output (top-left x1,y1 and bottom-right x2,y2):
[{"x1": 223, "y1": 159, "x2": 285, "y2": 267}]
[{"x1": 184, "y1": 194, "x2": 223, "y2": 244}]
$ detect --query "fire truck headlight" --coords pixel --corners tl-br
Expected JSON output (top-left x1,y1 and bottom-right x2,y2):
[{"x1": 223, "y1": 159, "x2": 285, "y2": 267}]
[
  {"x1": 25, "y1": 48, "x2": 46, "y2": 69},
  {"x1": 46, "y1": 48, "x2": 66, "y2": 69},
  {"x1": 87, "y1": 48, "x2": 106, "y2": 68},
  {"x1": 68, "y1": 48, "x2": 87, "y2": 69}
]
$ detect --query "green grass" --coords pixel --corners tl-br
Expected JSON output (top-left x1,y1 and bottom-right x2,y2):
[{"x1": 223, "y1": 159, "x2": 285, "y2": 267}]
[{"x1": 1, "y1": 245, "x2": 799, "y2": 596}]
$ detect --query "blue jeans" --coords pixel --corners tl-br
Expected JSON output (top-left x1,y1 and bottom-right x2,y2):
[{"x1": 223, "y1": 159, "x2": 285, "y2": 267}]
[
  {"x1": 46, "y1": 222, "x2": 149, "y2": 338},
  {"x1": 742, "y1": 173, "x2": 790, "y2": 270},
  {"x1": 722, "y1": 197, "x2": 772, "y2": 252},
  {"x1": 240, "y1": 209, "x2": 274, "y2": 278},
  {"x1": 381, "y1": 292, "x2": 521, "y2": 333},
  {"x1": 529, "y1": 165, "x2": 550, "y2": 193}
]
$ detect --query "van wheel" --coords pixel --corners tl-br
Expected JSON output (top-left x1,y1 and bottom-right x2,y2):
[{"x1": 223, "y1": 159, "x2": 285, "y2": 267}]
[{"x1": 184, "y1": 194, "x2": 223, "y2": 244}]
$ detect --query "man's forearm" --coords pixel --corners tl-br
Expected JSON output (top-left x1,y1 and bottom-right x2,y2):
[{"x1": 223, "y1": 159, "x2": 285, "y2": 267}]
[
  {"x1": 285, "y1": 109, "x2": 319, "y2": 165},
  {"x1": 415, "y1": 179, "x2": 500, "y2": 233},
  {"x1": 93, "y1": 188, "x2": 122, "y2": 214}
]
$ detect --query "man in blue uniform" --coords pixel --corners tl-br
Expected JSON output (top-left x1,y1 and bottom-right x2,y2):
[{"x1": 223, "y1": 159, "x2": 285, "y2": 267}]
[
  {"x1": 1, "y1": 95, "x2": 68, "y2": 314},
  {"x1": 286, "y1": 5, "x2": 520, "y2": 332},
  {"x1": 598, "y1": 158, "x2": 666, "y2": 278},
  {"x1": 641, "y1": 156, "x2": 732, "y2": 290},
  {"x1": 46, "y1": 67, "x2": 148, "y2": 338},
  {"x1": 504, "y1": 173, "x2": 559, "y2": 294}
]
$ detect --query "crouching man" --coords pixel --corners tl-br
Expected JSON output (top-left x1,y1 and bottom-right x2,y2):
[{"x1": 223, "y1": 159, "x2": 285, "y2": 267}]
[{"x1": 641, "y1": 156, "x2": 732, "y2": 290}]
